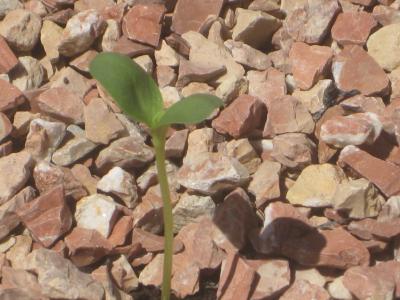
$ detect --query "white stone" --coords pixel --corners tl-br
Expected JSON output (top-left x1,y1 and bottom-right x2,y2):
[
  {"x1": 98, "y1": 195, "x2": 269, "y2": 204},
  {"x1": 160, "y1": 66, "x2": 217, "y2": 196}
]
[
  {"x1": 58, "y1": 9, "x2": 106, "y2": 57},
  {"x1": 133, "y1": 55, "x2": 154, "y2": 73},
  {"x1": 327, "y1": 276, "x2": 353, "y2": 300},
  {"x1": 75, "y1": 194, "x2": 119, "y2": 238},
  {"x1": 155, "y1": 40, "x2": 180, "y2": 67},
  {"x1": 97, "y1": 167, "x2": 138, "y2": 209},
  {"x1": 172, "y1": 193, "x2": 216, "y2": 233},
  {"x1": 295, "y1": 268, "x2": 327, "y2": 287},
  {"x1": 100, "y1": 19, "x2": 121, "y2": 52}
]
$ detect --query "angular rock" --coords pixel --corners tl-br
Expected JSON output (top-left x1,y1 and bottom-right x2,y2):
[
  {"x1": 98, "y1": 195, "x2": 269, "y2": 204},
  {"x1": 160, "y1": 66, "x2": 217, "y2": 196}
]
[
  {"x1": 177, "y1": 152, "x2": 250, "y2": 195},
  {"x1": 295, "y1": 268, "x2": 327, "y2": 287},
  {"x1": 0, "y1": 186, "x2": 36, "y2": 240},
  {"x1": 172, "y1": 0, "x2": 224, "y2": 35},
  {"x1": 0, "y1": 35, "x2": 18, "y2": 74},
  {"x1": 100, "y1": 19, "x2": 120, "y2": 52},
  {"x1": 12, "y1": 56, "x2": 44, "y2": 91},
  {"x1": 136, "y1": 160, "x2": 179, "y2": 193},
  {"x1": 343, "y1": 261, "x2": 400, "y2": 300},
  {"x1": 52, "y1": 125, "x2": 98, "y2": 166},
  {"x1": 70, "y1": 164, "x2": 98, "y2": 195},
  {"x1": 25, "y1": 118, "x2": 66, "y2": 162},
  {"x1": 390, "y1": 67, "x2": 400, "y2": 100},
  {"x1": 37, "y1": 87, "x2": 84, "y2": 124},
  {"x1": 108, "y1": 215, "x2": 133, "y2": 247},
  {"x1": 75, "y1": 194, "x2": 119, "y2": 238},
  {"x1": 332, "y1": 45, "x2": 390, "y2": 96},
  {"x1": 132, "y1": 228, "x2": 183, "y2": 254},
  {"x1": 373, "y1": 5, "x2": 400, "y2": 26},
  {"x1": 339, "y1": 145, "x2": 400, "y2": 197},
  {"x1": 33, "y1": 161, "x2": 87, "y2": 201},
  {"x1": 284, "y1": 0, "x2": 340, "y2": 44},
  {"x1": 6, "y1": 235, "x2": 32, "y2": 269},
  {"x1": 340, "y1": 94, "x2": 386, "y2": 115},
  {"x1": 1, "y1": 266, "x2": 45, "y2": 299},
  {"x1": 172, "y1": 193, "x2": 215, "y2": 234},
  {"x1": 367, "y1": 23, "x2": 400, "y2": 72},
  {"x1": 84, "y1": 98, "x2": 125, "y2": 145},
  {"x1": 224, "y1": 40, "x2": 271, "y2": 70},
  {"x1": 64, "y1": 227, "x2": 113, "y2": 267},
  {"x1": 123, "y1": 4, "x2": 165, "y2": 47},
  {"x1": 50, "y1": 67, "x2": 92, "y2": 99},
  {"x1": 248, "y1": 160, "x2": 281, "y2": 207},
  {"x1": 111, "y1": 36, "x2": 154, "y2": 58},
  {"x1": 263, "y1": 95, "x2": 315, "y2": 137},
  {"x1": 320, "y1": 112, "x2": 382, "y2": 148},
  {"x1": 0, "y1": 9, "x2": 41, "y2": 51},
  {"x1": 232, "y1": 8, "x2": 281, "y2": 49},
  {"x1": 292, "y1": 79, "x2": 336, "y2": 119},
  {"x1": 0, "y1": 0, "x2": 23, "y2": 19},
  {"x1": 156, "y1": 65, "x2": 176, "y2": 88},
  {"x1": 0, "y1": 112, "x2": 12, "y2": 143},
  {"x1": 23, "y1": 248, "x2": 104, "y2": 299},
  {"x1": 154, "y1": 40, "x2": 179, "y2": 67},
  {"x1": 247, "y1": 68, "x2": 287, "y2": 108},
  {"x1": 182, "y1": 31, "x2": 244, "y2": 85},
  {"x1": 97, "y1": 166, "x2": 139, "y2": 209},
  {"x1": 0, "y1": 151, "x2": 33, "y2": 205},
  {"x1": 289, "y1": 42, "x2": 333, "y2": 90},
  {"x1": 176, "y1": 59, "x2": 226, "y2": 88},
  {"x1": 348, "y1": 218, "x2": 400, "y2": 241},
  {"x1": 331, "y1": 11, "x2": 377, "y2": 45},
  {"x1": 133, "y1": 54, "x2": 154, "y2": 73},
  {"x1": 69, "y1": 50, "x2": 98, "y2": 73},
  {"x1": 95, "y1": 136, "x2": 154, "y2": 172},
  {"x1": 212, "y1": 94, "x2": 266, "y2": 138},
  {"x1": 333, "y1": 178, "x2": 385, "y2": 219},
  {"x1": 217, "y1": 253, "x2": 257, "y2": 300},
  {"x1": 327, "y1": 276, "x2": 353, "y2": 300},
  {"x1": 281, "y1": 280, "x2": 330, "y2": 300},
  {"x1": 271, "y1": 133, "x2": 316, "y2": 169},
  {"x1": 40, "y1": 20, "x2": 63, "y2": 63},
  {"x1": 248, "y1": 259, "x2": 291, "y2": 300},
  {"x1": 287, "y1": 164, "x2": 346, "y2": 207},
  {"x1": 0, "y1": 79, "x2": 25, "y2": 112},
  {"x1": 165, "y1": 129, "x2": 188, "y2": 159},
  {"x1": 17, "y1": 185, "x2": 72, "y2": 247},
  {"x1": 58, "y1": 9, "x2": 106, "y2": 57},
  {"x1": 111, "y1": 255, "x2": 139, "y2": 292},
  {"x1": 213, "y1": 188, "x2": 258, "y2": 250},
  {"x1": 92, "y1": 264, "x2": 132, "y2": 300}
]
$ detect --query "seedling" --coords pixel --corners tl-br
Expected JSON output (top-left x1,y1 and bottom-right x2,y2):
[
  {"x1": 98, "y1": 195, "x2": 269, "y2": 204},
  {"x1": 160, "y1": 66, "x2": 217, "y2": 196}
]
[{"x1": 90, "y1": 52, "x2": 223, "y2": 300}]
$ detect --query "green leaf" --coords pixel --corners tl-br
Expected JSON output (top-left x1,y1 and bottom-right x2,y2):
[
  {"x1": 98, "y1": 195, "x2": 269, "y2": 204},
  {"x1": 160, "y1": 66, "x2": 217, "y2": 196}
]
[
  {"x1": 89, "y1": 52, "x2": 163, "y2": 128},
  {"x1": 157, "y1": 94, "x2": 224, "y2": 126}
]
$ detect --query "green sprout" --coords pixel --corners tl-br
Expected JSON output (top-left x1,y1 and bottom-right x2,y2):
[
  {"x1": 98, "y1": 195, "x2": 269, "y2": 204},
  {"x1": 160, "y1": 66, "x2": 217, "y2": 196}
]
[{"x1": 90, "y1": 52, "x2": 223, "y2": 300}]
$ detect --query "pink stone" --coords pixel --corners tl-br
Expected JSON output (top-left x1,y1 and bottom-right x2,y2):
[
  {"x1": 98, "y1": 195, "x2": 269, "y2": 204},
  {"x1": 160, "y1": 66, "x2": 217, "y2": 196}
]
[
  {"x1": 123, "y1": 4, "x2": 165, "y2": 47},
  {"x1": 331, "y1": 11, "x2": 378, "y2": 45},
  {"x1": 212, "y1": 95, "x2": 266, "y2": 138},
  {"x1": 64, "y1": 227, "x2": 113, "y2": 267},
  {"x1": 373, "y1": 5, "x2": 400, "y2": 26},
  {"x1": 348, "y1": 218, "x2": 400, "y2": 241},
  {"x1": 172, "y1": 0, "x2": 224, "y2": 35},
  {"x1": 263, "y1": 95, "x2": 315, "y2": 137},
  {"x1": 339, "y1": 146, "x2": 400, "y2": 197},
  {"x1": 320, "y1": 113, "x2": 382, "y2": 148},
  {"x1": 0, "y1": 36, "x2": 18, "y2": 74},
  {"x1": 108, "y1": 216, "x2": 133, "y2": 247},
  {"x1": 332, "y1": 45, "x2": 390, "y2": 96},
  {"x1": 17, "y1": 185, "x2": 72, "y2": 248},
  {"x1": 284, "y1": 0, "x2": 340, "y2": 44},
  {"x1": 343, "y1": 261, "x2": 400, "y2": 300},
  {"x1": 289, "y1": 42, "x2": 333, "y2": 90},
  {"x1": 217, "y1": 253, "x2": 257, "y2": 300},
  {"x1": 37, "y1": 87, "x2": 84, "y2": 124},
  {"x1": 0, "y1": 79, "x2": 25, "y2": 112}
]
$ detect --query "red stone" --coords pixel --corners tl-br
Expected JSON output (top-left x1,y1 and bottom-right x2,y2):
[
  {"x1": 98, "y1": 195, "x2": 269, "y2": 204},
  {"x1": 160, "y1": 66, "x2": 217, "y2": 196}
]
[
  {"x1": 331, "y1": 11, "x2": 377, "y2": 45},
  {"x1": 0, "y1": 36, "x2": 18, "y2": 74},
  {"x1": 172, "y1": 0, "x2": 224, "y2": 35},
  {"x1": 123, "y1": 4, "x2": 165, "y2": 47},
  {"x1": 0, "y1": 79, "x2": 25, "y2": 112},
  {"x1": 212, "y1": 95, "x2": 266, "y2": 138},
  {"x1": 339, "y1": 146, "x2": 400, "y2": 197},
  {"x1": 108, "y1": 216, "x2": 133, "y2": 247},
  {"x1": 17, "y1": 185, "x2": 72, "y2": 248},
  {"x1": 289, "y1": 42, "x2": 333, "y2": 90},
  {"x1": 332, "y1": 45, "x2": 390, "y2": 96}
]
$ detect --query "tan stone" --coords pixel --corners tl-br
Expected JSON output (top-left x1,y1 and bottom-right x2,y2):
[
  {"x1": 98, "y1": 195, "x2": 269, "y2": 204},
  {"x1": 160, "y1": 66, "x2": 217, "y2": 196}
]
[
  {"x1": 40, "y1": 20, "x2": 63, "y2": 62},
  {"x1": 287, "y1": 164, "x2": 346, "y2": 207},
  {"x1": 224, "y1": 40, "x2": 271, "y2": 70},
  {"x1": 0, "y1": 112, "x2": 12, "y2": 143},
  {"x1": 281, "y1": 280, "x2": 330, "y2": 300}
]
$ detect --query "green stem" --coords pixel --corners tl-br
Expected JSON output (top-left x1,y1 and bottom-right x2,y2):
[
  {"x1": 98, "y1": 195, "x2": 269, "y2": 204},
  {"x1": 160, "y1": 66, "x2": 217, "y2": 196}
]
[{"x1": 152, "y1": 127, "x2": 173, "y2": 300}]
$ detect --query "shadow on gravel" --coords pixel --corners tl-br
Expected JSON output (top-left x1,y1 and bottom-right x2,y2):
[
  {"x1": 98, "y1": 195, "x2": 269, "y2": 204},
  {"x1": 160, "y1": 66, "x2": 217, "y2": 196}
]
[{"x1": 215, "y1": 216, "x2": 327, "y2": 299}]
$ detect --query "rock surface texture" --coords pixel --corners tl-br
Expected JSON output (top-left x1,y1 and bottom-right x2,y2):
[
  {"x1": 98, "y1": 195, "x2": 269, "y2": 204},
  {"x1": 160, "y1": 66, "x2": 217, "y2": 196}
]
[{"x1": 0, "y1": 0, "x2": 399, "y2": 299}]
